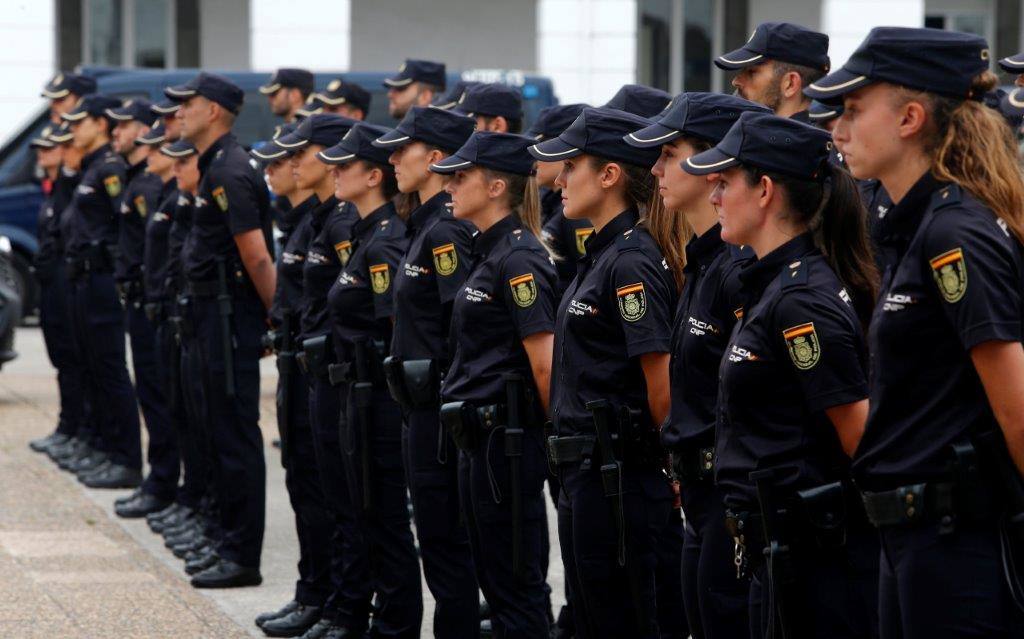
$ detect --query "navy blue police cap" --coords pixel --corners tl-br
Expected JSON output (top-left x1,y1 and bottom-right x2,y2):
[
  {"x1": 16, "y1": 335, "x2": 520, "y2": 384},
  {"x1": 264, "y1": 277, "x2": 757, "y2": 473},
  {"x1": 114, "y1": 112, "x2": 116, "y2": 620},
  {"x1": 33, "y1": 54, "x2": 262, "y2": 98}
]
[
  {"x1": 433, "y1": 80, "x2": 481, "y2": 110},
  {"x1": 604, "y1": 84, "x2": 672, "y2": 118},
  {"x1": 372, "y1": 106, "x2": 476, "y2": 153},
  {"x1": 48, "y1": 122, "x2": 74, "y2": 145},
  {"x1": 316, "y1": 78, "x2": 372, "y2": 114},
  {"x1": 715, "y1": 22, "x2": 830, "y2": 72},
  {"x1": 317, "y1": 123, "x2": 394, "y2": 166},
  {"x1": 106, "y1": 98, "x2": 158, "y2": 127},
  {"x1": 999, "y1": 53, "x2": 1024, "y2": 74},
  {"x1": 160, "y1": 138, "x2": 197, "y2": 159},
  {"x1": 528, "y1": 107, "x2": 661, "y2": 168},
  {"x1": 683, "y1": 111, "x2": 832, "y2": 179},
  {"x1": 625, "y1": 92, "x2": 771, "y2": 148},
  {"x1": 430, "y1": 132, "x2": 537, "y2": 176},
  {"x1": 165, "y1": 72, "x2": 245, "y2": 114},
  {"x1": 62, "y1": 94, "x2": 123, "y2": 122},
  {"x1": 151, "y1": 98, "x2": 180, "y2": 116},
  {"x1": 453, "y1": 83, "x2": 524, "y2": 120},
  {"x1": 808, "y1": 100, "x2": 844, "y2": 124},
  {"x1": 805, "y1": 27, "x2": 989, "y2": 103},
  {"x1": 250, "y1": 123, "x2": 298, "y2": 162},
  {"x1": 272, "y1": 113, "x2": 357, "y2": 152},
  {"x1": 987, "y1": 88, "x2": 1024, "y2": 130},
  {"x1": 135, "y1": 120, "x2": 167, "y2": 146},
  {"x1": 295, "y1": 95, "x2": 326, "y2": 119},
  {"x1": 259, "y1": 68, "x2": 315, "y2": 96},
  {"x1": 526, "y1": 103, "x2": 589, "y2": 140},
  {"x1": 30, "y1": 124, "x2": 58, "y2": 149},
  {"x1": 384, "y1": 59, "x2": 447, "y2": 90},
  {"x1": 41, "y1": 72, "x2": 97, "y2": 99}
]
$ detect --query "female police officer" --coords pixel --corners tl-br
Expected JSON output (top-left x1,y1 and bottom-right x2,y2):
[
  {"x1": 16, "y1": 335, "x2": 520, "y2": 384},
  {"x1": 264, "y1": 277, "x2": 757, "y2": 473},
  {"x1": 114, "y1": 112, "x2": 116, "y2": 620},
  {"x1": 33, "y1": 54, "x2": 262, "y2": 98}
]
[
  {"x1": 625, "y1": 92, "x2": 769, "y2": 639},
  {"x1": 528, "y1": 107, "x2": 686, "y2": 639},
  {"x1": 682, "y1": 111, "x2": 879, "y2": 639},
  {"x1": 325, "y1": 122, "x2": 423, "y2": 639},
  {"x1": 429, "y1": 132, "x2": 557, "y2": 638},
  {"x1": 371, "y1": 106, "x2": 480, "y2": 639},
  {"x1": 807, "y1": 27, "x2": 1024, "y2": 637}
]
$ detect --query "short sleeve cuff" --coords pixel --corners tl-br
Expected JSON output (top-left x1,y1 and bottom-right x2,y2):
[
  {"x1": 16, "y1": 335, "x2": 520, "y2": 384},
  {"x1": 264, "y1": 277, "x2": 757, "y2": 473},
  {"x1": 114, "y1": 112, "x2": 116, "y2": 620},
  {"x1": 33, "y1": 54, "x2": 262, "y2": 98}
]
[
  {"x1": 959, "y1": 320, "x2": 1022, "y2": 351},
  {"x1": 517, "y1": 319, "x2": 555, "y2": 339},
  {"x1": 805, "y1": 383, "x2": 868, "y2": 414},
  {"x1": 625, "y1": 336, "x2": 671, "y2": 359}
]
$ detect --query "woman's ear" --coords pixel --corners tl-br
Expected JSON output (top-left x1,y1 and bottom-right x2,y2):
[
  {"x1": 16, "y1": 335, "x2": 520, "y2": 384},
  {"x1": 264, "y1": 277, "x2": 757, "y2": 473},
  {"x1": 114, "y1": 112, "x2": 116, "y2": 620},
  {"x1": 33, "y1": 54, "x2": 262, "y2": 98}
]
[
  {"x1": 758, "y1": 174, "x2": 774, "y2": 210},
  {"x1": 599, "y1": 162, "x2": 622, "y2": 191},
  {"x1": 488, "y1": 174, "x2": 508, "y2": 200},
  {"x1": 366, "y1": 166, "x2": 383, "y2": 189},
  {"x1": 898, "y1": 100, "x2": 928, "y2": 139},
  {"x1": 427, "y1": 148, "x2": 446, "y2": 166}
]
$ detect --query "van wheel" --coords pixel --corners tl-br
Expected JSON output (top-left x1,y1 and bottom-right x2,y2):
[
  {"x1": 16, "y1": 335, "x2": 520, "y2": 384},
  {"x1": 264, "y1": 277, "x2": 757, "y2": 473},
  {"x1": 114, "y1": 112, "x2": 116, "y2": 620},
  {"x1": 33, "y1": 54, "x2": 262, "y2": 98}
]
[{"x1": 10, "y1": 251, "x2": 38, "y2": 322}]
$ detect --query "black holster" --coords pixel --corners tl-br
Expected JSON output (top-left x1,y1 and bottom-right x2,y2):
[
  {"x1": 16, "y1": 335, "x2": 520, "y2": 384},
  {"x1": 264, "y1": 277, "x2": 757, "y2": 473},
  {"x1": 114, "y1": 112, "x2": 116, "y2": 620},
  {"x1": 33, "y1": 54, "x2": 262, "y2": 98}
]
[
  {"x1": 793, "y1": 481, "x2": 848, "y2": 549},
  {"x1": 439, "y1": 401, "x2": 477, "y2": 451},
  {"x1": 587, "y1": 399, "x2": 626, "y2": 567},
  {"x1": 383, "y1": 357, "x2": 439, "y2": 412},
  {"x1": 215, "y1": 258, "x2": 236, "y2": 399},
  {"x1": 505, "y1": 374, "x2": 526, "y2": 583},
  {"x1": 352, "y1": 339, "x2": 375, "y2": 514},
  {"x1": 274, "y1": 315, "x2": 295, "y2": 466},
  {"x1": 301, "y1": 334, "x2": 332, "y2": 380},
  {"x1": 751, "y1": 468, "x2": 797, "y2": 639}
]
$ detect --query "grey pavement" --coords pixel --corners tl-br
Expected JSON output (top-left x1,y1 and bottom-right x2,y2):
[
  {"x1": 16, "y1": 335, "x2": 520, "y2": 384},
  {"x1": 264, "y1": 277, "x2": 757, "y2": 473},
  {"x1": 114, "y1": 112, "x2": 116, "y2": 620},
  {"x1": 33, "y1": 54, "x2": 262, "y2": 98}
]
[{"x1": 0, "y1": 326, "x2": 565, "y2": 638}]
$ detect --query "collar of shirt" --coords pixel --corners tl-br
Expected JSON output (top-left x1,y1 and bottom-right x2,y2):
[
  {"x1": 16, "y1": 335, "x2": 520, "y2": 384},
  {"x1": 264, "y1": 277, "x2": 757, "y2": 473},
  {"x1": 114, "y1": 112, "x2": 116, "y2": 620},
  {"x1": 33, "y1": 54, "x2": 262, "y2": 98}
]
[
  {"x1": 471, "y1": 213, "x2": 521, "y2": 259},
  {"x1": 583, "y1": 208, "x2": 639, "y2": 261},
  {"x1": 197, "y1": 132, "x2": 235, "y2": 175},
  {"x1": 407, "y1": 191, "x2": 450, "y2": 236},
  {"x1": 789, "y1": 109, "x2": 811, "y2": 124},
  {"x1": 81, "y1": 143, "x2": 112, "y2": 173},
  {"x1": 879, "y1": 172, "x2": 946, "y2": 243},
  {"x1": 127, "y1": 159, "x2": 147, "y2": 182},
  {"x1": 353, "y1": 202, "x2": 395, "y2": 240},
  {"x1": 159, "y1": 176, "x2": 177, "y2": 201},
  {"x1": 739, "y1": 232, "x2": 817, "y2": 299},
  {"x1": 283, "y1": 194, "x2": 318, "y2": 231},
  {"x1": 683, "y1": 223, "x2": 725, "y2": 273},
  {"x1": 310, "y1": 195, "x2": 340, "y2": 226}
]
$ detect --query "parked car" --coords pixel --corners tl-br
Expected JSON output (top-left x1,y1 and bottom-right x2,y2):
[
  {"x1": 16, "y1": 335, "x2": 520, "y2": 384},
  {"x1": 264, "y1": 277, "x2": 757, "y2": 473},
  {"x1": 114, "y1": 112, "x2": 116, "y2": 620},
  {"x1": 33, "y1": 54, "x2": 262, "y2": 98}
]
[
  {"x1": 0, "y1": 235, "x2": 20, "y2": 368},
  {"x1": 0, "y1": 66, "x2": 559, "y2": 319}
]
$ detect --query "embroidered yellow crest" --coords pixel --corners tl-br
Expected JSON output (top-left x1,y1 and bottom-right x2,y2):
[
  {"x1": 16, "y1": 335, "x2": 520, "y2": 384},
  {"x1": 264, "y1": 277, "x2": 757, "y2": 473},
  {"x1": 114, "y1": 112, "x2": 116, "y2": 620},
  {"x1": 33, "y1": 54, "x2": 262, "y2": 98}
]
[
  {"x1": 103, "y1": 175, "x2": 121, "y2": 198},
  {"x1": 509, "y1": 273, "x2": 538, "y2": 308},
  {"x1": 134, "y1": 195, "x2": 147, "y2": 217},
  {"x1": 616, "y1": 282, "x2": 647, "y2": 322},
  {"x1": 929, "y1": 247, "x2": 967, "y2": 303},
  {"x1": 334, "y1": 240, "x2": 352, "y2": 266},
  {"x1": 432, "y1": 243, "x2": 458, "y2": 276},
  {"x1": 370, "y1": 264, "x2": 390, "y2": 294},
  {"x1": 574, "y1": 227, "x2": 595, "y2": 256},
  {"x1": 783, "y1": 323, "x2": 821, "y2": 370},
  {"x1": 212, "y1": 186, "x2": 228, "y2": 212}
]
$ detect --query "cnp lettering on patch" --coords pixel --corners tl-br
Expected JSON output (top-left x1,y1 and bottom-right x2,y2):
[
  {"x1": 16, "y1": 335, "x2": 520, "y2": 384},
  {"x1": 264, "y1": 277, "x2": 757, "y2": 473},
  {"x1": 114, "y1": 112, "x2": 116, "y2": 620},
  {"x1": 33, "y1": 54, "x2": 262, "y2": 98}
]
[
  {"x1": 370, "y1": 264, "x2": 390, "y2": 294},
  {"x1": 616, "y1": 282, "x2": 647, "y2": 322},
  {"x1": 432, "y1": 243, "x2": 458, "y2": 276},
  {"x1": 334, "y1": 240, "x2": 352, "y2": 266},
  {"x1": 212, "y1": 186, "x2": 229, "y2": 212},
  {"x1": 509, "y1": 273, "x2": 538, "y2": 308},
  {"x1": 103, "y1": 175, "x2": 122, "y2": 198},
  {"x1": 929, "y1": 247, "x2": 967, "y2": 303},
  {"x1": 574, "y1": 227, "x2": 595, "y2": 256},
  {"x1": 783, "y1": 322, "x2": 820, "y2": 370},
  {"x1": 134, "y1": 195, "x2": 147, "y2": 217}
]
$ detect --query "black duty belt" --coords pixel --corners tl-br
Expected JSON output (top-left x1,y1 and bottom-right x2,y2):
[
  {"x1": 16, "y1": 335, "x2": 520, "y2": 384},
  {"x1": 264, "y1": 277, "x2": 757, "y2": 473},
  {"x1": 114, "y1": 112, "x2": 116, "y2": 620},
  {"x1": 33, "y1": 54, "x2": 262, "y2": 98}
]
[
  {"x1": 861, "y1": 482, "x2": 959, "y2": 529},
  {"x1": 547, "y1": 435, "x2": 596, "y2": 465},
  {"x1": 673, "y1": 446, "x2": 716, "y2": 482}
]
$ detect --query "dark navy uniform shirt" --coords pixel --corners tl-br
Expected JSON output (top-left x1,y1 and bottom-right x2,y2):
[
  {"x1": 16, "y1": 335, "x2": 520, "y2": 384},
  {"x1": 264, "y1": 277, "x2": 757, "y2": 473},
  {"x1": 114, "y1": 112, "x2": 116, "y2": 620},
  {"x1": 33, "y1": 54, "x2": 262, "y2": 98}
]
[
  {"x1": 167, "y1": 193, "x2": 193, "y2": 298},
  {"x1": 716, "y1": 234, "x2": 868, "y2": 509},
  {"x1": 65, "y1": 144, "x2": 128, "y2": 260},
  {"x1": 540, "y1": 195, "x2": 594, "y2": 301},
  {"x1": 185, "y1": 133, "x2": 272, "y2": 283},
  {"x1": 141, "y1": 178, "x2": 178, "y2": 302},
  {"x1": 326, "y1": 202, "x2": 407, "y2": 362},
  {"x1": 661, "y1": 224, "x2": 751, "y2": 452},
  {"x1": 442, "y1": 215, "x2": 557, "y2": 404},
  {"x1": 116, "y1": 162, "x2": 164, "y2": 282},
  {"x1": 300, "y1": 198, "x2": 356, "y2": 341},
  {"x1": 853, "y1": 176, "x2": 1024, "y2": 490},
  {"x1": 550, "y1": 209, "x2": 676, "y2": 435},
  {"x1": 270, "y1": 195, "x2": 317, "y2": 327},
  {"x1": 390, "y1": 191, "x2": 476, "y2": 364},
  {"x1": 36, "y1": 166, "x2": 80, "y2": 270}
]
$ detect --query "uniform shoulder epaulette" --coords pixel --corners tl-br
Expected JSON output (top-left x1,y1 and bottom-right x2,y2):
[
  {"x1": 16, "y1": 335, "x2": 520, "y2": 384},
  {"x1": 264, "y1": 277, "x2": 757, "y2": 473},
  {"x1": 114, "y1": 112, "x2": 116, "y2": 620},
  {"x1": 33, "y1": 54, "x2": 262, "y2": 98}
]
[
  {"x1": 614, "y1": 227, "x2": 642, "y2": 252},
  {"x1": 779, "y1": 258, "x2": 810, "y2": 289},
  {"x1": 507, "y1": 227, "x2": 534, "y2": 252},
  {"x1": 930, "y1": 183, "x2": 963, "y2": 210}
]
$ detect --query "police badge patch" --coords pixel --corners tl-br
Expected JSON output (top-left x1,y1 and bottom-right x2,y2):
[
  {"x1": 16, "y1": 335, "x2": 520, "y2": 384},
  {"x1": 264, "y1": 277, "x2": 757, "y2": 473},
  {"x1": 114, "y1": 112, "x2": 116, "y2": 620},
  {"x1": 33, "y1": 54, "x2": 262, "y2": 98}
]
[
  {"x1": 616, "y1": 282, "x2": 647, "y2": 322},
  {"x1": 334, "y1": 240, "x2": 352, "y2": 266},
  {"x1": 103, "y1": 175, "x2": 121, "y2": 198},
  {"x1": 134, "y1": 195, "x2": 147, "y2": 217},
  {"x1": 212, "y1": 186, "x2": 229, "y2": 212},
  {"x1": 574, "y1": 227, "x2": 595, "y2": 256},
  {"x1": 783, "y1": 322, "x2": 821, "y2": 370},
  {"x1": 432, "y1": 243, "x2": 458, "y2": 276},
  {"x1": 929, "y1": 247, "x2": 967, "y2": 303},
  {"x1": 509, "y1": 273, "x2": 537, "y2": 308},
  {"x1": 370, "y1": 264, "x2": 390, "y2": 294}
]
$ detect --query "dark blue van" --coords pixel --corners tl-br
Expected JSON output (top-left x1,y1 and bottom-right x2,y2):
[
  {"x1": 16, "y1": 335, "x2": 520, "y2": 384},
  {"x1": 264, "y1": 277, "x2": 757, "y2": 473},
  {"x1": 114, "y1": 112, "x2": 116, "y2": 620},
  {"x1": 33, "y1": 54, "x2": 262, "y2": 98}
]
[{"x1": 0, "y1": 67, "x2": 558, "y2": 316}]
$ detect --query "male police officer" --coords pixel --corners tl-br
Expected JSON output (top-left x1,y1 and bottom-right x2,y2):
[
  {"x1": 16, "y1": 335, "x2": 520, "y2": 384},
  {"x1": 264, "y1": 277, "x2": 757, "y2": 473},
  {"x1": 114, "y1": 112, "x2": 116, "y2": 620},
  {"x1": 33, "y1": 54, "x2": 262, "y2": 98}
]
[
  {"x1": 453, "y1": 83, "x2": 524, "y2": 133},
  {"x1": 384, "y1": 58, "x2": 447, "y2": 119},
  {"x1": 314, "y1": 79, "x2": 371, "y2": 120},
  {"x1": 261, "y1": 68, "x2": 316, "y2": 123},
  {"x1": 715, "y1": 22, "x2": 831, "y2": 121},
  {"x1": 40, "y1": 72, "x2": 97, "y2": 124},
  {"x1": 152, "y1": 98, "x2": 183, "y2": 140},
  {"x1": 167, "y1": 73, "x2": 276, "y2": 588}
]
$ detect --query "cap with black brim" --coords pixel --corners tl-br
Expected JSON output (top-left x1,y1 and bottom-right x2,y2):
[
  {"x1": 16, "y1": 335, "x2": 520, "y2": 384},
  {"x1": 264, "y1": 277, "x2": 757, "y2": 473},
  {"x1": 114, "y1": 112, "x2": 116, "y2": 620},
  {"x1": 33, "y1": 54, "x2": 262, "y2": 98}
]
[
  {"x1": 48, "y1": 124, "x2": 74, "y2": 144},
  {"x1": 164, "y1": 84, "x2": 197, "y2": 101},
  {"x1": 30, "y1": 127, "x2": 56, "y2": 149},
  {"x1": 714, "y1": 48, "x2": 765, "y2": 71},
  {"x1": 428, "y1": 154, "x2": 474, "y2": 174},
  {"x1": 135, "y1": 122, "x2": 166, "y2": 146},
  {"x1": 527, "y1": 135, "x2": 582, "y2": 161},
  {"x1": 623, "y1": 122, "x2": 682, "y2": 148},
  {"x1": 999, "y1": 54, "x2": 1024, "y2": 74},
  {"x1": 318, "y1": 123, "x2": 393, "y2": 166},
  {"x1": 803, "y1": 68, "x2": 872, "y2": 104},
  {"x1": 160, "y1": 139, "x2": 196, "y2": 158},
  {"x1": 250, "y1": 142, "x2": 290, "y2": 162},
  {"x1": 152, "y1": 100, "x2": 180, "y2": 115},
  {"x1": 371, "y1": 128, "x2": 413, "y2": 148},
  {"x1": 681, "y1": 147, "x2": 741, "y2": 175}
]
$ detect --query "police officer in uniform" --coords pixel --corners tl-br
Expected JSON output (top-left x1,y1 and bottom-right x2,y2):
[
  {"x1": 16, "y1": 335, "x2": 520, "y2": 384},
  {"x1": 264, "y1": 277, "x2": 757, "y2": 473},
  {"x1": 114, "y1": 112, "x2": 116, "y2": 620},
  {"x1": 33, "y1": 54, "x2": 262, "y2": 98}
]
[
  {"x1": 433, "y1": 80, "x2": 481, "y2": 111},
  {"x1": 167, "y1": 72, "x2": 275, "y2": 588},
  {"x1": 808, "y1": 101, "x2": 843, "y2": 133},
  {"x1": 384, "y1": 59, "x2": 447, "y2": 120},
  {"x1": 603, "y1": 84, "x2": 671, "y2": 118},
  {"x1": 261, "y1": 68, "x2": 317, "y2": 123},
  {"x1": 626, "y1": 92, "x2": 770, "y2": 639},
  {"x1": 809, "y1": 27, "x2": 1024, "y2": 638},
  {"x1": 371, "y1": 106, "x2": 479, "y2": 638},
  {"x1": 683, "y1": 112, "x2": 880, "y2": 638},
  {"x1": 62, "y1": 94, "x2": 145, "y2": 489},
  {"x1": 432, "y1": 131, "x2": 557, "y2": 638},
  {"x1": 715, "y1": 22, "x2": 830, "y2": 122},
  {"x1": 453, "y1": 83, "x2": 524, "y2": 133},
  {"x1": 530, "y1": 107, "x2": 687, "y2": 639},
  {"x1": 314, "y1": 79, "x2": 372, "y2": 121},
  {"x1": 40, "y1": 72, "x2": 97, "y2": 123}
]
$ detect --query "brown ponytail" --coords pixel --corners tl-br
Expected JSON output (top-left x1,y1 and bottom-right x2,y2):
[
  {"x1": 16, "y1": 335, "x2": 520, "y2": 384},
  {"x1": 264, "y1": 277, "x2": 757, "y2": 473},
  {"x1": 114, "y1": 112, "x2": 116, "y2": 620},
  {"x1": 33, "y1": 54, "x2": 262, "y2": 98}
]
[
  {"x1": 895, "y1": 72, "x2": 1024, "y2": 244},
  {"x1": 623, "y1": 163, "x2": 689, "y2": 289},
  {"x1": 484, "y1": 169, "x2": 549, "y2": 251}
]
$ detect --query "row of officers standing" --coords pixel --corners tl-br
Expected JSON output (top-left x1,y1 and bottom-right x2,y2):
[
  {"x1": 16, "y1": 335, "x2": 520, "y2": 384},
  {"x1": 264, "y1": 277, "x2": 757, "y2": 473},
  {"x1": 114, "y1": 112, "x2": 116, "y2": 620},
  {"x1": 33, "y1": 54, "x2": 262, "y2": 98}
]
[{"x1": 25, "y1": 21, "x2": 1024, "y2": 639}]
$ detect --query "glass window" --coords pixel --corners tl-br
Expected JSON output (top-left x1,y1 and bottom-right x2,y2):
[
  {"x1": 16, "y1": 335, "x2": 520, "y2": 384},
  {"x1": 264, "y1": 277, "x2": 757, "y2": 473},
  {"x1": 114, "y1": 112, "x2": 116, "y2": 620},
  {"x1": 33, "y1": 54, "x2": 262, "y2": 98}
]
[
  {"x1": 684, "y1": 0, "x2": 713, "y2": 91},
  {"x1": 134, "y1": 0, "x2": 169, "y2": 67},
  {"x1": 639, "y1": 0, "x2": 672, "y2": 90},
  {"x1": 87, "y1": 0, "x2": 124, "y2": 66}
]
